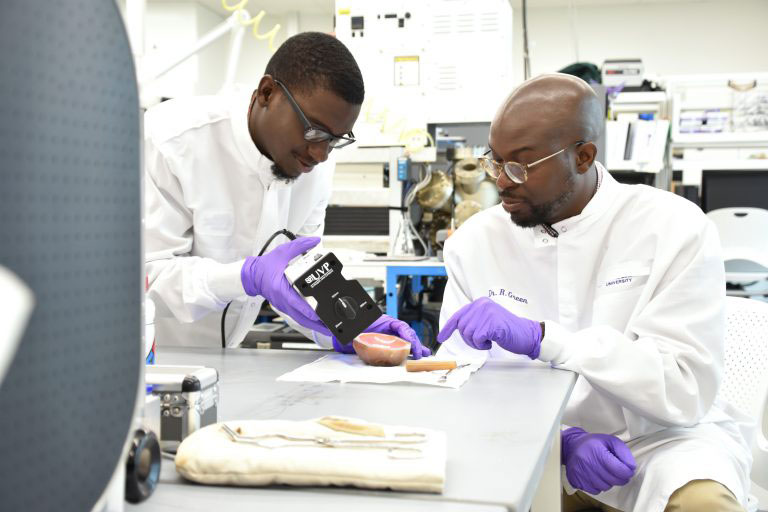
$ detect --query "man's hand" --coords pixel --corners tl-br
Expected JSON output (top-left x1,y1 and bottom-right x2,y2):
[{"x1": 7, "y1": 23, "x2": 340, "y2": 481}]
[
  {"x1": 561, "y1": 427, "x2": 637, "y2": 495},
  {"x1": 241, "y1": 237, "x2": 331, "y2": 335},
  {"x1": 436, "y1": 297, "x2": 542, "y2": 359},
  {"x1": 333, "y1": 314, "x2": 432, "y2": 360}
]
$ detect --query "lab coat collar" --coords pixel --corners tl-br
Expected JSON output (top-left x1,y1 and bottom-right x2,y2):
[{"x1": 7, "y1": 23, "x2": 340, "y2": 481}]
[
  {"x1": 229, "y1": 92, "x2": 284, "y2": 189},
  {"x1": 551, "y1": 161, "x2": 618, "y2": 233}
]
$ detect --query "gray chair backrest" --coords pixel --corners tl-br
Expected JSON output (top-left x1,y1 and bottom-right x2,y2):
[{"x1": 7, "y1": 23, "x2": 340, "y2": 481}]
[{"x1": 0, "y1": 1, "x2": 141, "y2": 510}]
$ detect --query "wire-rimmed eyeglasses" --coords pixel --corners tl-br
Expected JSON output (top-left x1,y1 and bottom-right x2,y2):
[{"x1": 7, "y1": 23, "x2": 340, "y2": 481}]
[{"x1": 479, "y1": 141, "x2": 587, "y2": 184}]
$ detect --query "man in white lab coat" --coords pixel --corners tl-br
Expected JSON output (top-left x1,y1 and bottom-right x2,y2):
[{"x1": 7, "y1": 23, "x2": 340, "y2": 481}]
[
  {"x1": 145, "y1": 32, "x2": 430, "y2": 357},
  {"x1": 437, "y1": 74, "x2": 750, "y2": 511}
]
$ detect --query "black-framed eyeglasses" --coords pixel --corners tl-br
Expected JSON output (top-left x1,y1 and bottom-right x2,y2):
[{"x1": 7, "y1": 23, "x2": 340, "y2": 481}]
[
  {"x1": 273, "y1": 79, "x2": 356, "y2": 149},
  {"x1": 479, "y1": 141, "x2": 588, "y2": 184}
]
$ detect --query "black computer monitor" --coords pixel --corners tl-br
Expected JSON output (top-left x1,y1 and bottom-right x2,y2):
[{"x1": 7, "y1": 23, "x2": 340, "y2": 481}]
[{"x1": 700, "y1": 170, "x2": 768, "y2": 212}]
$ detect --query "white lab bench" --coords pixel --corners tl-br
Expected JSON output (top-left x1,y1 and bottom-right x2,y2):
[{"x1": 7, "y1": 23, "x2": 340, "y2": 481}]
[
  {"x1": 129, "y1": 347, "x2": 576, "y2": 512},
  {"x1": 341, "y1": 258, "x2": 447, "y2": 322}
]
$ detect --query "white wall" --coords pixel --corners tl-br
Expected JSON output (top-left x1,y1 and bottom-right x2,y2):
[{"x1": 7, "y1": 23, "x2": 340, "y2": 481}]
[
  {"x1": 140, "y1": 2, "x2": 333, "y2": 100},
  {"x1": 142, "y1": 2, "x2": 201, "y2": 99},
  {"x1": 233, "y1": 11, "x2": 333, "y2": 89},
  {"x1": 511, "y1": 0, "x2": 768, "y2": 85},
  {"x1": 196, "y1": 5, "x2": 230, "y2": 95},
  {"x1": 139, "y1": 0, "x2": 768, "y2": 100}
]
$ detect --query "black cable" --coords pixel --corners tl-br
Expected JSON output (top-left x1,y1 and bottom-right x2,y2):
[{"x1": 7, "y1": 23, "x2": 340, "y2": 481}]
[
  {"x1": 220, "y1": 229, "x2": 297, "y2": 348},
  {"x1": 446, "y1": 159, "x2": 457, "y2": 230}
]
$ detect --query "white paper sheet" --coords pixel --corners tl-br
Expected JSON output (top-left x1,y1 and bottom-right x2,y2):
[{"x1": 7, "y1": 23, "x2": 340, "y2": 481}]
[{"x1": 276, "y1": 354, "x2": 484, "y2": 389}]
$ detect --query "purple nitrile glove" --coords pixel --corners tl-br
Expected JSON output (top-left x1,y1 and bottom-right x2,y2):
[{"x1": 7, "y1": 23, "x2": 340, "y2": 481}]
[
  {"x1": 561, "y1": 427, "x2": 637, "y2": 495},
  {"x1": 241, "y1": 237, "x2": 331, "y2": 336},
  {"x1": 435, "y1": 297, "x2": 542, "y2": 359},
  {"x1": 332, "y1": 314, "x2": 432, "y2": 360}
]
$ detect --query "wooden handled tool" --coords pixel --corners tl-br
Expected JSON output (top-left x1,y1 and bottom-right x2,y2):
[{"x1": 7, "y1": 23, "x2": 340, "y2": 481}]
[{"x1": 405, "y1": 360, "x2": 457, "y2": 372}]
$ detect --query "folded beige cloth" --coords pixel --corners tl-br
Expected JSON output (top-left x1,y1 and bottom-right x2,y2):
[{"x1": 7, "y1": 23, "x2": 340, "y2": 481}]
[{"x1": 175, "y1": 416, "x2": 446, "y2": 493}]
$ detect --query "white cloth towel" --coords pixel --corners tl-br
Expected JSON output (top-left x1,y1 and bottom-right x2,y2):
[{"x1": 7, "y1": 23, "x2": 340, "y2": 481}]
[
  {"x1": 276, "y1": 354, "x2": 484, "y2": 389},
  {"x1": 175, "y1": 416, "x2": 446, "y2": 493}
]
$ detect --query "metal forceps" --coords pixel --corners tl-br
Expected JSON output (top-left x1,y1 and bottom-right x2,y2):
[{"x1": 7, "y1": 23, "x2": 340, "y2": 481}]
[
  {"x1": 438, "y1": 363, "x2": 471, "y2": 383},
  {"x1": 221, "y1": 424, "x2": 426, "y2": 459}
]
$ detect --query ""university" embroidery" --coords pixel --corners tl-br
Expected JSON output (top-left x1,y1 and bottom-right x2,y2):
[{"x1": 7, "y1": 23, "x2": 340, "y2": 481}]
[{"x1": 605, "y1": 276, "x2": 633, "y2": 287}]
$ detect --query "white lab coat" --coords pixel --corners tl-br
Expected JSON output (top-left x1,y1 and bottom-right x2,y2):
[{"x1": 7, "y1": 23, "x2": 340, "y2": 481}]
[
  {"x1": 144, "y1": 92, "x2": 335, "y2": 348},
  {"x1": 437, "y1": 163, "x2": 752, "y2": 512}
]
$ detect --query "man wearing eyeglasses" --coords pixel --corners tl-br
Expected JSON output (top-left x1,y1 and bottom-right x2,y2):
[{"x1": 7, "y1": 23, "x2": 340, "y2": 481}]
[
  {"x1": 436, "y1": 74, "x2": 749, "y2": 511},
  {"x1": 144, "y1": 32, "x2": 430, "y2": 358}
]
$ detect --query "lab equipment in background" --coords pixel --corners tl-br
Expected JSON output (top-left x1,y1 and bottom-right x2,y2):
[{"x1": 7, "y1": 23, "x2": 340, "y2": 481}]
[
  {"x1": 0, "y1": 266, "x2": 33, "y2": 388},
  {"x1": 393, "y1": 158, "x2": 433, "y2": 258},
  {"x1": 145, "y1": 365, "x2": 220, "y2": 453},
  {"x1": 604, "y1": 85, "x2": 672, "y2": 188},
  {"x1": 425, "y1": 126, "x2": 495, "y2": 257},
  {"x1": 602, "y1": 59, "x2": 644, "y2": 89},
  {"x1": 284, "y1": 245, "x2": 382, "y2": 344},
  {"x1": 335, "y1": 0, "x2": 514, "y2": 150},
  {"x1": 410, "y1": 156, "x2": 498, "y2": 253},
  {"x1": 416, "y1": 170, "x2": 453, "y2": 211},
  {"x1": 670, "y1": 76, "x2": 768, "y2": 140},
  {"x1": 733, "y1": 85, "x2": 768, "y2": 133},
  {"x1": 579, "y1": 82, "x2": 666, "y2": 187},
  {"x1": 331, "y1": 0, "x2": 514, "y2": 256},
  {"x1": 0, "y1": 1, "x2": 142, "y2": 510},
  {"x1": 325, "y1": 147, "x2": 398, "y2": 254},
  {"x1": 413, "y1": 136, "x2": 500, "y2": 257},
  {"x1": 605, "y1": 119, "x2": 670, "y2": 173},
  {"x1": 326, "y1": 146, "x2": 435, "y2": 257},
  {"x1": 716, "y1": 297, "x2": 768, "y2": 512},
  {"x1": 609, "y1": 91, "x2": 668, "y2": 121},
  {"x1": 668, "y1": 74, "x2": 768, "y2": 191},
  {"x1": 414, "y1": 168, "x2": 453, "y2": 255},
  {"x1": 434, "y1": 229, "x2": 452, "y2": 261},
  {"x1": 453, "y1": 157, "x2": 499, "y2": 226},
  {"x1": 383, "y1": 265, "x2": 447, "y2": 353}
]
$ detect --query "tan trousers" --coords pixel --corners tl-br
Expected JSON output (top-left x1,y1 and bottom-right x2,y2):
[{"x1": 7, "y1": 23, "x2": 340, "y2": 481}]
[{"x1": 562, "y1": 479, "x2": 745, "y2": 512}]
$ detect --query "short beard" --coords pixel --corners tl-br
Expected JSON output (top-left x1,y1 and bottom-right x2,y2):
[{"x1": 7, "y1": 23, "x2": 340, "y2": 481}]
[
  {"x1": 509, "y1": 172, "x2": 576, "y2": 228},
  {"x1": 271, "y1": 163, "x2": 298, "y2": 184}
]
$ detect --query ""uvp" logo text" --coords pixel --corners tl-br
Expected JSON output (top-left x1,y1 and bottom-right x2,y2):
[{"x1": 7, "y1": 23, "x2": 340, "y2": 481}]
[{"x1": 304, "y1": 261, "x2": 333, "y2": 288}]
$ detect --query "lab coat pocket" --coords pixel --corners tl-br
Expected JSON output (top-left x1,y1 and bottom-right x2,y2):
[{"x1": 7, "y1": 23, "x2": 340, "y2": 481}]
[
  {"x1": 193, "y1": 210, "x2": 236, "y2": 261},
  {"x1": 593, "y1": 260, "x2": 652, "y2": 331},
  {"x1": 596, "y1": 259, "x2": 652, "y2": 294}
]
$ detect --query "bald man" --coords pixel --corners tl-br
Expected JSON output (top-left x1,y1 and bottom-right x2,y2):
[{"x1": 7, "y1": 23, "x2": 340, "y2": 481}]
[{"x1": 436, "y1": 74, "x2": 750, "y2": 512}]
